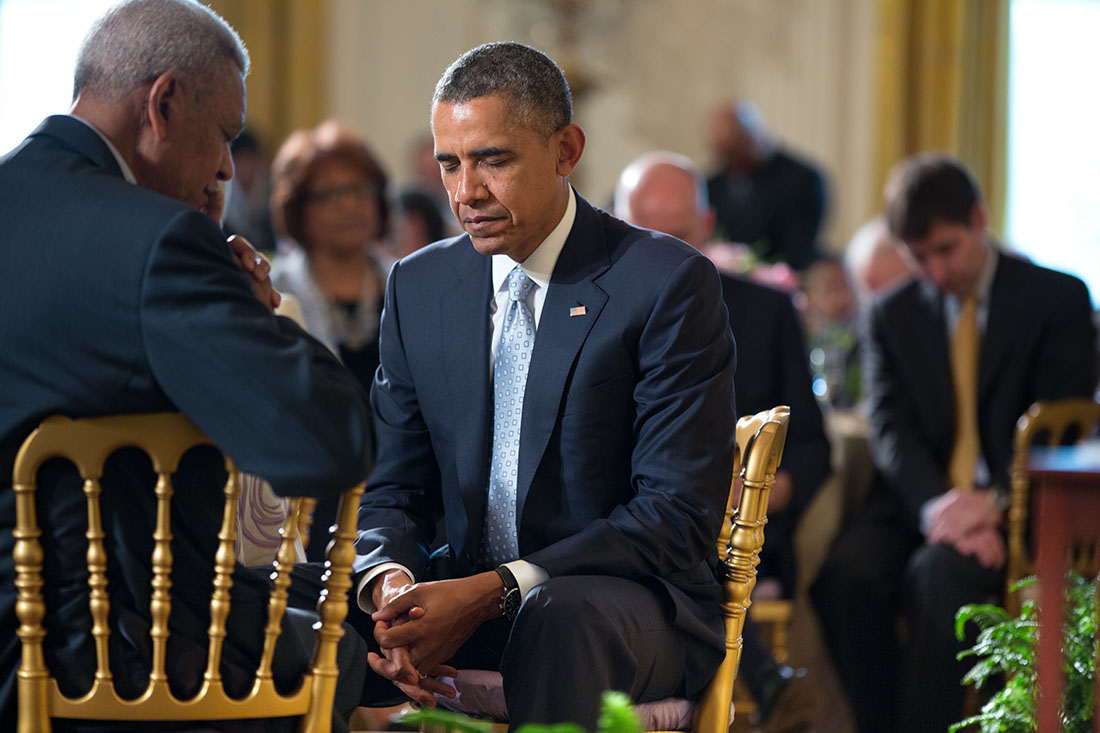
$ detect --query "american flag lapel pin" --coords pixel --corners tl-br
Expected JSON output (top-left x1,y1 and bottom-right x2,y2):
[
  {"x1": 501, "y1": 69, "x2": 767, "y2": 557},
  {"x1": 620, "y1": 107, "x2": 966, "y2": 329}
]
[{"x1": 569, "y1": 305, "x2": 587, "y2": 317}]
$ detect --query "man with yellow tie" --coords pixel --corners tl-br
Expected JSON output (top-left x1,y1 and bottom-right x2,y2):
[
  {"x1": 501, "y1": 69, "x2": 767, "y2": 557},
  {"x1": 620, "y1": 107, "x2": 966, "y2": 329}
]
[{"x1": 811, "y1": 153, "x2": 1098, "y2": 733}]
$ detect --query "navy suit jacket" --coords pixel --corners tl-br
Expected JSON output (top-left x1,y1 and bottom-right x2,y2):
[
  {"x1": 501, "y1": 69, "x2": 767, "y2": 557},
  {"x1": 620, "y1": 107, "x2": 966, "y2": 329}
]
[
  {"x1": 864, "y1": 251, "x2": 1098, "y2": 532},
  {"x1": 720, "y1": 273, "x2": 829, "y2": 591},
  {"x1": 721, "y1": 273, "x2": 829, "y2": 520},
  {"x1": 356, "y1": 194, "x2": 737, "y2": 692},
  {"x1": 0, "y1": 116, "x2": 372, "y2": 725}
]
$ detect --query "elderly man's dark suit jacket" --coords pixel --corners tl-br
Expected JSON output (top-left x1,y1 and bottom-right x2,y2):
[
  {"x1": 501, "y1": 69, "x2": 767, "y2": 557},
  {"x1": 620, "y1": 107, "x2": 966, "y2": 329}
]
[
  {"x1": 355, "y1": 193, "x2": 737, "y2": 697},
  {"x1": 0, "y1": 116, "x2": 372, "y2": 728},
  {"x1": 865, "y1": 251, "x2": 1098, "y2": 532},
  {"x1": 720, "y1": 273, "x2": 829, "y2": 593}
]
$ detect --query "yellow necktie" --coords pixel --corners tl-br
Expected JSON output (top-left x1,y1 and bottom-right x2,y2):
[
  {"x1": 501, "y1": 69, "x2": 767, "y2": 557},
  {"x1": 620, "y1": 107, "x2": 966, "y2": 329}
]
[{"x1": 948, "y1": 296, "x2": 980, "y2": 489}]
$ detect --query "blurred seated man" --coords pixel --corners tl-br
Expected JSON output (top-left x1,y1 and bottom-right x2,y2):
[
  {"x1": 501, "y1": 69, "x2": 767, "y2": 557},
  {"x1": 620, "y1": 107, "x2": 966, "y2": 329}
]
[
  {"x1": 0, "y1": 1, "x2": 373, "y2": 730},
  {"x1": 811, "y1": 153, "x2": 1098, "y2": 733},
  {"x1": 706, "y1": 100, "x2": 827, "y2": 270},
  {"x1": 616, "y1": 150, "x2": 830, "y2": 732}
]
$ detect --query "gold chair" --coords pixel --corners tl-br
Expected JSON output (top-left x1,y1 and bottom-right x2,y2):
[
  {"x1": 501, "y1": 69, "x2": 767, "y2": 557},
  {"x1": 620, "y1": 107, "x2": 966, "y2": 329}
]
[
  {"x1": 427, "y1": 405, "x2": 791, "y2": 733},
  {"x1": 729, "y1": 599, "x2": 794, "y2": 726},
  {"x1": 12, "y1": 412, "x2": 364, "y2": 732},
  {"x1": 1005, "y1": 397, "x2": 1100, "y2": 614}
]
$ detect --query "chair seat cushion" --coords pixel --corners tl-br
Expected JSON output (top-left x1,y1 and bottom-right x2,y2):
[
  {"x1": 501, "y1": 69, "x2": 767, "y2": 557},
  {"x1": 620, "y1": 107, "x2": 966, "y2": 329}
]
[{"x1": 434, "y1": 670, "x2": 698, "y2": 730}]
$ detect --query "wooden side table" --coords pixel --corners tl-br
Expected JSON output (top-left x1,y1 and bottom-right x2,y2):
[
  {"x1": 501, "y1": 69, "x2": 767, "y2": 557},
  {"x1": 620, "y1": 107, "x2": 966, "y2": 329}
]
[{"x1": 1029, "y1": 441, "x2": 1100, "y2": 733}]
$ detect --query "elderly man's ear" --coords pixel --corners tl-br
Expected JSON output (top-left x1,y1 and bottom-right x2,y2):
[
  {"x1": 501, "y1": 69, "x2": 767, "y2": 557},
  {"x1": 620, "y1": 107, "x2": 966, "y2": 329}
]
[{"x1": 145, "y1": 72, "x2": 181, "y2": 140}]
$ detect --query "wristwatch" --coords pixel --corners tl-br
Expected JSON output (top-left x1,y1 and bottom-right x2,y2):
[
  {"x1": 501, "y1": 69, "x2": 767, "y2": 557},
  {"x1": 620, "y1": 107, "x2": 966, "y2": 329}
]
[{"x1": 494, "y1": 564, "x2": 522, "y2": 621}]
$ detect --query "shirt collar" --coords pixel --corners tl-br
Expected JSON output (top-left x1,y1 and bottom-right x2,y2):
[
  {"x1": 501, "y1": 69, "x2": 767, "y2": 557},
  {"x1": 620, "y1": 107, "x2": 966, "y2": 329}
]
[
  {"x1": 947, "y1": 242, "x2": 998, "y2": 310},
  {"x1": 69, "y1": 115, "x2": 137, "y2": 185},
  {"x1": 972, "y1": 243, "x2": 997, "y2": 302},
  {"x1": 492, "y1": 187, "x2": 576, "y2": 294}
]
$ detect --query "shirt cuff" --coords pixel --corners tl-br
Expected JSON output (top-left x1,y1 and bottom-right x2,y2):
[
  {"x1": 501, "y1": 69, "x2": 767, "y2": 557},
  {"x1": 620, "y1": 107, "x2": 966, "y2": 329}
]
[
  {"x1": 356, "y1": 562, "x2": 414, "y2": 614},
  {"x1": 919, "y1": 495, "x2": 939, "y2": 536},
  {"x1": 502, "y1": 559, "x2": 548, "y2": 605}
]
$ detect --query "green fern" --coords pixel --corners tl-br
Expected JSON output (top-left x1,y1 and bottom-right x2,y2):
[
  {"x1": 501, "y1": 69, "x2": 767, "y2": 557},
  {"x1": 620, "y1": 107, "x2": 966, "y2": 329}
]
[{"x1": 950, "y1": 573, "x2": 1097, "y2": 733}]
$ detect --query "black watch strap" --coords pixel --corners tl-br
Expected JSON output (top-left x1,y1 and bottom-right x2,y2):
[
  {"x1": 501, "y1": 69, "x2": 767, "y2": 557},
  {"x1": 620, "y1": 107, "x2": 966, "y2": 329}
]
[{"x1": 494, "y1": 565, "x2": 521, "y2": 620}]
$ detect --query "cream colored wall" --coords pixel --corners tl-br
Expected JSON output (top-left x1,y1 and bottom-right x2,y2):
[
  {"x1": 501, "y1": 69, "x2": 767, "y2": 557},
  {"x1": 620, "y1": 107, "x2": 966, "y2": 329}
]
[{"x1": 327, "y1": 0, "x2": 879, "y2": 253}]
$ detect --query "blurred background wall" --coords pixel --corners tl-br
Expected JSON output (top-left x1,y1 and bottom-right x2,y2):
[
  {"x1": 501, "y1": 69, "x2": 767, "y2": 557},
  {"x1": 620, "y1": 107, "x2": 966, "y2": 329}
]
[
  {"x1": 14, "y1": 0, "x2": 1094, "y2": 294},
  {"x1": 205, "y1": 0, "x2": 1004, "y2": 255}
]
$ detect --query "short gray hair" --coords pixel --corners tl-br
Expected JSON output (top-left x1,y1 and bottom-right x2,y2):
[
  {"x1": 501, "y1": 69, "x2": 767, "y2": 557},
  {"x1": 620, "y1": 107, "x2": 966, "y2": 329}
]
[
  {"x1": 432, "y1": 42, "x2": 571, "y2": 140},
  {"x1": 73, "y1": 0, "x2": 249, "y2": 102}
]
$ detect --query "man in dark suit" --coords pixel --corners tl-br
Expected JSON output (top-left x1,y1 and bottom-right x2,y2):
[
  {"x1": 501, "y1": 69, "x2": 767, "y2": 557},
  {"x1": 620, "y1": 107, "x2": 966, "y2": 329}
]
[
  {"x1": 706, "y1": 100, "x2": 827, "y2": 270},
  {"x1": 811, "y1": 153, "x2": 1099, "y2": 733},
  {"x1": 0, "y1": 1, "x2": 371, "y2": 730},
  {"x1": 352, "y1": 43, "x2": 737, "y2": 728},
  {"x1": 615, "y1": 150, "x2": 828, "y2": 733}
]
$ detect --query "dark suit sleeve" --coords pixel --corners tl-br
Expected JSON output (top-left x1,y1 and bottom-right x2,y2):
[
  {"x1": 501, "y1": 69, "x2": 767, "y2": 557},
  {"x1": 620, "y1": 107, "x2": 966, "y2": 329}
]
[
  {"x1": 864, "y1": 299, "x2": 947, "y2": 532},
  {"x1": 352, "y1": 258, "x2": 442, "y2": 578},
  {"x1": 1028, "y1": 276, "x2": 1098, "y2": 403},
  {"x1": 526, "y1": 254, "x2": 737, "y2": 581},
  {"x1": 140, "y1": 209, "x2": 372, "y2": 497},
  {"x1": 772, "y1": 296, "x2": 830, "y2": 520}
]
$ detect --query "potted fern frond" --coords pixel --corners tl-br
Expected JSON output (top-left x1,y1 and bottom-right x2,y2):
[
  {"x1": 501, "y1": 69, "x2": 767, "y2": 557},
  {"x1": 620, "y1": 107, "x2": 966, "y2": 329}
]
[{"x1": 951, "y1": 572, "x2": 1097, "y2": 733}]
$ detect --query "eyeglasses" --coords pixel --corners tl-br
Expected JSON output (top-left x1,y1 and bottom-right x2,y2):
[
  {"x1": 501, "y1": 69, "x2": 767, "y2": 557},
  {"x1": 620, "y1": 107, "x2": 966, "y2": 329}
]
[{"x1": 304, "y1": 181, "x2": 377, "y2": 205}]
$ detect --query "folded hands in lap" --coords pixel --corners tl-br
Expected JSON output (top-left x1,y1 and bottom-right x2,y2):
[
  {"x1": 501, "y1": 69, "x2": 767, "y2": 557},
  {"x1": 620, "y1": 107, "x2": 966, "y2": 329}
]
[
  {"x1": 925, "y1": 488, "x2": 1005, "y2": 569},
  {"x1": 367, "y1": 569, "x2": 501, "y2": 706}
]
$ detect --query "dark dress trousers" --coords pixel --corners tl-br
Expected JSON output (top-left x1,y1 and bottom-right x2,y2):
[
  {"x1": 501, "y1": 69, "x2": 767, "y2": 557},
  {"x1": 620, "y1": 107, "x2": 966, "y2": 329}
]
[
  {"x1": 0, "y1": 116, "x2": 373, "y2": 731},
  {"x1": 354, "y1": 194, "x2": 738, "y2": 726},
  {"x1": 812, "y1": 251, "x2": 1098, "y2": 733}
]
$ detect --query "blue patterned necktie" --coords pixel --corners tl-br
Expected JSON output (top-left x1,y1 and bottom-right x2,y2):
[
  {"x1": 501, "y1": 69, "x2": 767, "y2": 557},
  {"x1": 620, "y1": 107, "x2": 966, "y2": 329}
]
[{"x1": 482, "y1": 266, "x2": 536, "y2": 567}]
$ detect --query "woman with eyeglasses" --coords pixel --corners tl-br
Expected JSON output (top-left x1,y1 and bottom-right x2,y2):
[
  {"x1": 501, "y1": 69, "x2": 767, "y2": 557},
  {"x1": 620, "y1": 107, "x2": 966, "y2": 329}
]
[
  {"x1": 267, "y1": 122, "x2": 388, "y2": 561},
  {"x1": 269, "y1": 120, "x2": 389, "y2": 396}
]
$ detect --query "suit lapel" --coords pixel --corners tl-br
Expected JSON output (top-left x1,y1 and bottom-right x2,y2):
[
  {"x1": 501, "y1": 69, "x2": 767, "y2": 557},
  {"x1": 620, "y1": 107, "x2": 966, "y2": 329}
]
[
  {"x1": 516, "y1": 197, "x2": 610, "y2": 520},
  {"x1": 438, "y1": 243, "x2": 493, "y2": 541},
  {"x1": 978, "y1": 252, "x2": 1020, "y2": 405},
  {"x1": 909, "y1": 281, "x2": 953, "y2": 433}
]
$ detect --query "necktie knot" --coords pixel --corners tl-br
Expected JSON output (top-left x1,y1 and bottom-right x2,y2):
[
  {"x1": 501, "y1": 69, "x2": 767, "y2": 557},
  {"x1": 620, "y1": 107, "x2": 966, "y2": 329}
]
[{"x1": 507, "y1": 267, "x2": 534, "y2": 303}]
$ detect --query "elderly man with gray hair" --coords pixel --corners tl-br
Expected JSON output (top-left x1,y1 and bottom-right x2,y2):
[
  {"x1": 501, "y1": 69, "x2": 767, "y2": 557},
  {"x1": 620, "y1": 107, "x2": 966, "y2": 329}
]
[{"x1": 0, "y1": 1, "x2": 372, "y2": 729}]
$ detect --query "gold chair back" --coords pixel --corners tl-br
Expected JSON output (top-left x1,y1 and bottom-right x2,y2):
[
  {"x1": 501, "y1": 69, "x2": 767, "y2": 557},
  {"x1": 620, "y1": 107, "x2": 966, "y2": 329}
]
[
  {"x1": 1006, "y1": 398, "x2": 1100, "y2": 613},
  {"x1": 12, "y1": 412, "x2": 364, "y2": 732},
  {"x1": 689, "y1": 405, "x2": 790, "y2": 733}
]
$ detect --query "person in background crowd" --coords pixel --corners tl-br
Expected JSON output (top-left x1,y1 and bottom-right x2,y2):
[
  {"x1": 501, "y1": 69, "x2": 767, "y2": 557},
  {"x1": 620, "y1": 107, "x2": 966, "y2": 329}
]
[
  {"x1": 800, "y1": 257, "x2": 860, "y2": 408},
  {"x1": 377, "y1": 187, "x2": 447, "y2": 270},
  {"x1": 616, "y1": 150, "x2": 828, "y2": 733},
  {"x1": 269, "y1": 119, "x2": 388, "y2": 395},
  {"x1": 268, "y1": 120, "x2": 389, "y2": 562},
  {"x1": 706, "y1": 99, "x2": 827, "y2": 270},
  {"x1": 223, "y1": 127, "x2": 276, "y2": 254},
  {"x1": 844, "y1": 215, "x2": 913, "y2": 303},
  {"x1": 812, "y1": 153, "x2": 1098, "y2": 733}
]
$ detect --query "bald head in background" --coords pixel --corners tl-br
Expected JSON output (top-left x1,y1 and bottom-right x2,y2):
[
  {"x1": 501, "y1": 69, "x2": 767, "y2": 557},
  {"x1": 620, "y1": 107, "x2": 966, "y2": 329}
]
[
  {"x1": 614, "y1": 150, "x2": 831, "y2": 727},
  {"x1": 614, "y1": 150, "x2": 715, "y2": 248},
  {"x1": 615, "y1": 148, "x2": 830, "y2": 585}
]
